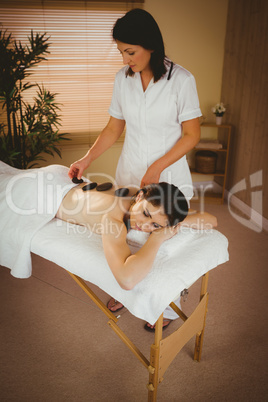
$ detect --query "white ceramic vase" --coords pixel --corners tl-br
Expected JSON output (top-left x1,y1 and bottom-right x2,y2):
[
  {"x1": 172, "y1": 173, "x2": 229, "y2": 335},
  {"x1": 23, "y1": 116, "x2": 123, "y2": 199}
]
[{"x1": 216, "y1": 116, "x2": 222, "y2": 125}]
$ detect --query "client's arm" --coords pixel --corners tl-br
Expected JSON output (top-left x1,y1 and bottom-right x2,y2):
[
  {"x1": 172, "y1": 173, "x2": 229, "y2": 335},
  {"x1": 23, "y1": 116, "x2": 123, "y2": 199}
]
[
  {"x1": 101, "y1": 214, "x2": 178, "y2": 290},
  {"x1": 181, "y1": 210, "x2": 217, "y2": 230}
]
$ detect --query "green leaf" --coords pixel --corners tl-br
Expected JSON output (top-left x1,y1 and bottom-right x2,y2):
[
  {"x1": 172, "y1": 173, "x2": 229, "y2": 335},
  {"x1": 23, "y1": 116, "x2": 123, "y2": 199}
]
[{"x1": 0, "y1": 28, "x2": 68, "y2": 169}]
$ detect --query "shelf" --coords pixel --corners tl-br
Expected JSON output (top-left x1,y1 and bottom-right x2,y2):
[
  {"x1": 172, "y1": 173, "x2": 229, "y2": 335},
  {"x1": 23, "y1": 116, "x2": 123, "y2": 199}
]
[
  {"x1": 195, "y1": 147, "x2": 227, "y2": 152},
  {"x1": 200, "y1": 122, "x2": 231, "y2": 128},
  {"x1": 191, "y1": 169, "x2": 225, "y2": 177},
  {"x1": 189, "y1": 123, "x2": 232, "y2": 204}
]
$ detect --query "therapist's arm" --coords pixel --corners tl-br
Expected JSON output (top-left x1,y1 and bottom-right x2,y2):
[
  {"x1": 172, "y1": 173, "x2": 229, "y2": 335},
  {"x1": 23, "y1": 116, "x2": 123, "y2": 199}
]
[
  {"x1": 140, "y1": 118, "x2": 200, "y2": 187},
  {"x1": 68, "y1": 117, "x2": 125, "y2": 179}
]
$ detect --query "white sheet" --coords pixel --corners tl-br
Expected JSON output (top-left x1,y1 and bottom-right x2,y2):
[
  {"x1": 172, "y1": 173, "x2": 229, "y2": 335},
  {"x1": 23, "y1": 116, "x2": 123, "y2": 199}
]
[
  {"x1": 0, "y1": 162, "x2": 229, "y2": 324},
  {"x1": 31, "y1": 219, "x2": 229, "y2": 325},
  {"x1": 0, "y1": 162, "x2": 77, "y2": 277}
]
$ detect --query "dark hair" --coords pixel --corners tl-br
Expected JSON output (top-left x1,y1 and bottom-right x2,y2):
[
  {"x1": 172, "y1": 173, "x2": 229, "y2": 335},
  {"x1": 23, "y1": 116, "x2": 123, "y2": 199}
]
[
  {"x1": 112, "y1": 8, "x2": 167, "y2": 82},
  {"x1": 133, "y1": 182, "x2": 188, "y2": 226}
]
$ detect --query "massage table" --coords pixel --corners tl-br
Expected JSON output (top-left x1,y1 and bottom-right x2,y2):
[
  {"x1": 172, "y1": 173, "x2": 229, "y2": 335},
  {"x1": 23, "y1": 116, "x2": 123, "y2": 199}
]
[{"x1": 0, "y1": 162, "x2": 229, "y2": 401}]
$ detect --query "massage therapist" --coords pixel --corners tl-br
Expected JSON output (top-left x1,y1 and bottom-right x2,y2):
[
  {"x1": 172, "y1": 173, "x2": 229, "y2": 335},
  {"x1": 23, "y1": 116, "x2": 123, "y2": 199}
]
[
  {"x1": 68, "y1": 8, "x2": 201, "y2": 197},
  {"x1": 68, "y1": 8, "x2": 202, "y2": 328}
]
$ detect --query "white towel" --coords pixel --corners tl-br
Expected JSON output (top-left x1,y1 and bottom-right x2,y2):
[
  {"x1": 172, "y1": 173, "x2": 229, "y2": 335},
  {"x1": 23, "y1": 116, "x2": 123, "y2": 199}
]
[
  {"x1": 0, "y1": 162, "x2": 77, "y2": 277},
  {"x1": 31, "y1": 219, "x2": 228, "y2": 324},
  {"x1": 0, "y1": 162, "x2": 229, "y2": 324}
]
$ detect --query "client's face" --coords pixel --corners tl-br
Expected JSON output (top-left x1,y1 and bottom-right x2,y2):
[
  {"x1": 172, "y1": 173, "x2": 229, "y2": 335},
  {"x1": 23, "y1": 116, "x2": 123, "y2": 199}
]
[{"x1": 129, "y1": 194, "x2": 169, "y2": 233}]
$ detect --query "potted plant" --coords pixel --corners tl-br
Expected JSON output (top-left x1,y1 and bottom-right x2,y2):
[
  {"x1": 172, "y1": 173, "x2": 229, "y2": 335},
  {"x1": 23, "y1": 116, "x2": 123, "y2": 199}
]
[
  {"x1": 0, "y1": 29, "x2": 69, "y2": 169},
  {"x1": 211, "y1": 102, "x2": 226, "y2": 125}
]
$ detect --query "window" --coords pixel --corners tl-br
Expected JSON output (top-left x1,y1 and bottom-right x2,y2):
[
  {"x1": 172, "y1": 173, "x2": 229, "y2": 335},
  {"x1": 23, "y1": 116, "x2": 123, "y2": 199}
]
[{"x1": 0, "y1": 1, "x2": 143, "y2": 144}]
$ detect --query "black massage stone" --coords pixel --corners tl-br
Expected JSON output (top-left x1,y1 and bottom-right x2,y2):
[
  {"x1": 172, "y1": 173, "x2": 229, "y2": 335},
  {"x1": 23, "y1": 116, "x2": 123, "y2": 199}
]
[
  {"x1": 96, "y1": 182, "x2": 113, "y2": 191},
  {"x1": 72, "y1": 177, "x2": 84, "y2": 184},
  {"x1": 115, "y1": 187, "x2": 129, "y2": 197},
  {"x1": 82, "y1": 182, "x2": 97, "y2": 191}
]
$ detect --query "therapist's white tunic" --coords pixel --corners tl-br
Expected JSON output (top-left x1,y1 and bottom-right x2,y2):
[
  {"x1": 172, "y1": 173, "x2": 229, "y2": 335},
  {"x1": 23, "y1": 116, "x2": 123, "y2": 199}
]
[{"x1": 108, "y1": 62, "x2": 202, "y2": 200}]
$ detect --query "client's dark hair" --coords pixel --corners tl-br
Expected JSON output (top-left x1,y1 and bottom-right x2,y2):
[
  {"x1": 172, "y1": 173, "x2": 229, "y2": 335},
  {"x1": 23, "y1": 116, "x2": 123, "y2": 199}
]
[
  {"x1": 112, "y1": 8, "x2": 167, "y2": 82},
  {"x1": 134, "y1": 182, "x2": 188, "y2": 226}
]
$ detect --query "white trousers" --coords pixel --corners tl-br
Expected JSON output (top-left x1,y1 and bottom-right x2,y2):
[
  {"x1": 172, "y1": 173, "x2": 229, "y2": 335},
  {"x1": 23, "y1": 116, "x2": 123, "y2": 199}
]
[{"x1": 163, "y1": 296, "x2": 182, "y2": 320}]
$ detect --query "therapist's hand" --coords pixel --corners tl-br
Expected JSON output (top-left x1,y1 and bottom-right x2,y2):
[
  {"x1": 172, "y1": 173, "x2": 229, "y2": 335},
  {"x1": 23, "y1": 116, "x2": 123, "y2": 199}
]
[
  {"x1": 68, "y1": 154, "x2": 91, "y2": 180},
  {"x1": 140, "y1": 162, "x2": 161, "y2": 187}
]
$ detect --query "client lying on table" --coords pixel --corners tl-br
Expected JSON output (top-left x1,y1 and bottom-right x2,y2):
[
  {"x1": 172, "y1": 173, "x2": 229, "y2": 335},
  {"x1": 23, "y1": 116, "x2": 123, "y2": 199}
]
[
  {"x1": 56, "y1": 179, "x2": 217, "y2": 291},
  {"x1": 1, "y1": 162, "x2": 219, "y2": 328}
]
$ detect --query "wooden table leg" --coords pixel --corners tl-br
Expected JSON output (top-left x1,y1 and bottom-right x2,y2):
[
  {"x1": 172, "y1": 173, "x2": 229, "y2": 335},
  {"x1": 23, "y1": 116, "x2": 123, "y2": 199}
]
[
  {"x1": 147, "y1": 314, "x2": 163, "y2": 401},
  {"x1": 194, "y1": 273, "x2": 209, "y2": 361}
]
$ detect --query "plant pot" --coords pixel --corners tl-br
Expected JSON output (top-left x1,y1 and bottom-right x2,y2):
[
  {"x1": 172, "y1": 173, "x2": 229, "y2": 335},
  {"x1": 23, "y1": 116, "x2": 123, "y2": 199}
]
[{"x1": 216, "y1": 116, "x2": 222, "y2": 125}]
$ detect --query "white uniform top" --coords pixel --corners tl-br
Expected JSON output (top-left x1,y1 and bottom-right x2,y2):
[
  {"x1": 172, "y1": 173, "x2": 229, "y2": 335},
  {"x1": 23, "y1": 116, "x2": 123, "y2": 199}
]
[{"x1": 108, "y1": 61, "x2": 202, "y2": 199}]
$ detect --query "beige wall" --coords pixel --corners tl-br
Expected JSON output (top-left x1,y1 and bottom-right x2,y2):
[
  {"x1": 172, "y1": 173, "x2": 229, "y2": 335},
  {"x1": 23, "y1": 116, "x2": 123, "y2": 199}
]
[
  {"x1": 38, "y1": 143, "x2": 123, "y2": 183},
  {"x1": 221, "y1": 0, "x2": 268, "y2": 219},
  {"x1": 144, "y1": 0, "x2": 228, "y2": 119},
  {"x1": 41, "y1": 0, "x2": 229, "y2": 182}
]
